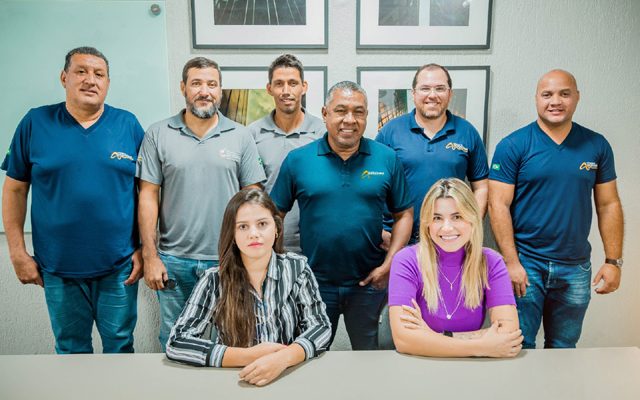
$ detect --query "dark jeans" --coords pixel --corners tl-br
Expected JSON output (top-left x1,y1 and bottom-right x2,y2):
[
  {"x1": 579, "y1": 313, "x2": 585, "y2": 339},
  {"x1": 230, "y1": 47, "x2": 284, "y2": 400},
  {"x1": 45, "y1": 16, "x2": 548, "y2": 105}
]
[
  {"x1": 517, "y1": 253, "x2": 592, "y2": 349},
  {"x1": 318, "y1": 283, "x2": 387, "y2": 350}
]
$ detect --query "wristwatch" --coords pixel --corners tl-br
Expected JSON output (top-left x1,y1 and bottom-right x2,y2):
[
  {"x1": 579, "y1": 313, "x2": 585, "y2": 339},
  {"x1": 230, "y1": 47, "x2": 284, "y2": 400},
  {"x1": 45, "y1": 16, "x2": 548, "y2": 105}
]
[{"x1": 605, "y1": 258, "x2": 623, "y2": 268}]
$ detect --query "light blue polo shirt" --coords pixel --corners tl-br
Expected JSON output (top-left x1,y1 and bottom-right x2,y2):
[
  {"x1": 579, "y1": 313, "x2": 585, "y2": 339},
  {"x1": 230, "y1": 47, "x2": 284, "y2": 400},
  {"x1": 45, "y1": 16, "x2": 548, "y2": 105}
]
[
  {"x1": 489, "y1": 121, "x2": 616, "y2": 264},
  {"x1": 270, "y1": 134, "x2": 412, "y2": 286},
  {"x1": 376, "y1": 110, "x2": 488, "y2": 235},
  {"x1": 138, "y1": 110, "x2": 266, "y2": 260}
]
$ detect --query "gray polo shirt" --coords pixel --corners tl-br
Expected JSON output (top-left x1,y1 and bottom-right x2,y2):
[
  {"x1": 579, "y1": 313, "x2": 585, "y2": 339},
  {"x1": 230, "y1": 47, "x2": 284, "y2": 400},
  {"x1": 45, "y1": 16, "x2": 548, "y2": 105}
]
[
  {"x1": 248, "y1": 109, "x2": 325, "y2": 252},
  {"x1": 138, "y1": 110, "x2": 266, "y2": 260}
]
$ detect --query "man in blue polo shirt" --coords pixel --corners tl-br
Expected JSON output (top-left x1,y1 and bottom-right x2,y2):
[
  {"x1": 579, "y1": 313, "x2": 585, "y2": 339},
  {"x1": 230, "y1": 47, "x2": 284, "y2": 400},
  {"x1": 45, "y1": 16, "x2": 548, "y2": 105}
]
[
  {"x1": 1, "y1": 47, "x2": 144, "y2": 353},
  {"x1": 489, "y1": 69, "x2": 624, "y2": 349},
  {"x1": 271, "y1": 81, "x2": 413, "y2": 350},
  {"x1": 376, "y1": 64, "x2": 489, "y2": 245}
]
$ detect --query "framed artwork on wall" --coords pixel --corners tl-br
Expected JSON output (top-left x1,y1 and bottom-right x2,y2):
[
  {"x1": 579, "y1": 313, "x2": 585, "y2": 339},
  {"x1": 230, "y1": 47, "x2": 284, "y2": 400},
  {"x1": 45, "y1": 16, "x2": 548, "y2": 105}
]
[
  {"x1": 219, "y1": 67, "x2": 327, "y2": 126},
  {"x1": 191, "y1": 0, "x2": 328, "y2": 49},
  {"x1": 357, "y1": 66, "x2": 490, "y2": 140},
  {"x1": 357, "y1": 0, "x2": 493, "y2": 49}
]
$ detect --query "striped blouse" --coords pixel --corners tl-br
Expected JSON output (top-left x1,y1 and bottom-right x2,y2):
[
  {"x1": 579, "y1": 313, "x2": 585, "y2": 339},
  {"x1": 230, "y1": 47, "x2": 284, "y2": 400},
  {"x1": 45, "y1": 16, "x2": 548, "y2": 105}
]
[{"x1": 166, "y1": 251, "x2": 331, "y2": 367}]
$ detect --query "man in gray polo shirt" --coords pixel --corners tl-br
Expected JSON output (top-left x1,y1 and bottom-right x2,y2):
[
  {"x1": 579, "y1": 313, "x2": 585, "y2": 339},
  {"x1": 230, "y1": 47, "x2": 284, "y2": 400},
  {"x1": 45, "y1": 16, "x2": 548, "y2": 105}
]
[
  {"x1": 248, "y1": 54, "x2": 325, "y2": 253},
  {"x1": 138, "y1": 57, "x2": 266, "y2": 349}
]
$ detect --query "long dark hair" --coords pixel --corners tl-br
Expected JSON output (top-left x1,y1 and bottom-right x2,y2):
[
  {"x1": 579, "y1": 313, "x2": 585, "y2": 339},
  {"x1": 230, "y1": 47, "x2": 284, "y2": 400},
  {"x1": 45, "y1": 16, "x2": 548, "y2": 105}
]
[{"x1": 214, "y1": 189, "x2": 284, "y2": 347}]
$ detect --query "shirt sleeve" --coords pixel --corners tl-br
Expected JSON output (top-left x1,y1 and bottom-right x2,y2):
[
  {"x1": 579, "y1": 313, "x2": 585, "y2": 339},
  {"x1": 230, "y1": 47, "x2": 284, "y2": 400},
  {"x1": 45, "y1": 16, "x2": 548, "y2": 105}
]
[
  {"x1": 388, "y1": 247, "x2": 421, "y2": 307},
  {"x1": 136, "y1": 128, "x2": 163, "y2": 184},
  {"x1": 484, "y1": 249, "x2": 516, "y2": 309},
  {"x1": 466, "y1": 128, "x2": 490, "y2": 182},
  {"x1": 596, "y1": 137, "x2": 617, "y2": 184},
  {"x1": 292, "y1": 261, "x2": 332, "y2": 359},
  {"x1": 489, "y1": 137, "x2": 519, "y2": 185},
  {"x1": 165, "y1": 270, "x2": 227, "y2": 367},
  {"x1": 269, "y1": 154, "x2": 296, "y2": 213},
  {"x1": 239, "y1": 131, "x2": 267, "y2": 188},
  {"x1": 386, "y1": 153, "x2": 412, "y2": 213},
  {"x1": 1, "y1": 111, "x2": 33, "y2": 182}
]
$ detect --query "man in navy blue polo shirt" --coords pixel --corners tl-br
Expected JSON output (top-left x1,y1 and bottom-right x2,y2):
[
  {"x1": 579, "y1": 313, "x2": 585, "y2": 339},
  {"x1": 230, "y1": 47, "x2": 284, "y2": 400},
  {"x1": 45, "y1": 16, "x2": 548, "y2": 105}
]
[
  {"x1": 489, "y1": 69, "x2": 624, "y2": 349},
  {"x1": 271, "y1": 81, "x2": 413, "y2": 350},
  {"x1": 1, "y1": 47, "x2": 144, "y2": 353},
  {"x1": 376, "y1": 64, "x2": 489, "y2": 245}
]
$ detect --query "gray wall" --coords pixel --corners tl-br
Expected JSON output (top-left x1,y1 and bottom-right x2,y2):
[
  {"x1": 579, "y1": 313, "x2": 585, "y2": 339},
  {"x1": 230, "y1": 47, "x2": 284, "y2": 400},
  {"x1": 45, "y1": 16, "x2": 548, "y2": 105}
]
[{"x1": 1, "y1": 0, "x2": 639, "y2": 354}]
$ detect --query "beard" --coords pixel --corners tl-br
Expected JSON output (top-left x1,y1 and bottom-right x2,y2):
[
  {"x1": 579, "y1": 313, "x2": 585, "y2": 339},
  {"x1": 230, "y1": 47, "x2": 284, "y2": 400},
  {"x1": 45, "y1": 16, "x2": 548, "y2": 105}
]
[{"x1": 187, "y1": 97, "x2": 218, "y2": 119}]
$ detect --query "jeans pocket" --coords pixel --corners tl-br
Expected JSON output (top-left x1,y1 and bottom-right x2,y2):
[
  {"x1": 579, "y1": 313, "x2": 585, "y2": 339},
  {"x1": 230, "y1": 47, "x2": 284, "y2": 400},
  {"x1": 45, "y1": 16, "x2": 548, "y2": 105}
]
[{"x1": 577, "y1": 262, "x2": 592, "y2": 273}]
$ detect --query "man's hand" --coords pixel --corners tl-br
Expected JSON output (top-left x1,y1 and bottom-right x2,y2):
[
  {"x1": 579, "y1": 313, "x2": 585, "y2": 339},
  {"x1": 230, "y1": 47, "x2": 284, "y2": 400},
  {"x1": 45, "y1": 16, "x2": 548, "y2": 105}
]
[
  {"x1": 593, "y1": 263, "x2": 621, "y2": 294},
  {"x1": 124, "y1": 249, "x2": 144, "y2": 285},
  {"x1": 359, "y1": 264, "x2": 389, "y2": 289},
  {"x1": 380, "y1": 229, "x2": 391, "y2": 252},
  {"x1": 506, "y1": 260, "x2": 529, "y2": 297},
  {"x1": 11, "y1": 251, "x2": 42, "y2": 287},
  {"x1": 143, "y1": 255, "x2": 168, "y2": 290}
]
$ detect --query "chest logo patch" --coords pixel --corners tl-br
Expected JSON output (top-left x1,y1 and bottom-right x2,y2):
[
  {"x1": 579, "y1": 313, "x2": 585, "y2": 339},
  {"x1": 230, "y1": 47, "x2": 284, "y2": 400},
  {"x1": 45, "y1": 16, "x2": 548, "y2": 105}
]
[
  {"x1": 579, "y1": 162, "x2": 598, "y2": 171},
  {"x1": 110, "y1": 151, "x2": 134, "y2": 161},
  {"x1": 445, "y1": 142, "x2": 469, "y2": 153},
  {"x1": 219, "y1": 149, "x2": 241, "y2": 162},
  {"x1": 361, "y1": 170, "x2": 385, "y2": 179}
]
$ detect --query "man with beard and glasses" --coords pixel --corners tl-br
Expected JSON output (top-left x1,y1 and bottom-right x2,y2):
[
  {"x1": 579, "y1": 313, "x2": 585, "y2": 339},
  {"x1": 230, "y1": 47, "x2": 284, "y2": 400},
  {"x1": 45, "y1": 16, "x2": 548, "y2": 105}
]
[
  {"x1": 137, "y1": 57, "x2": 266, "y2": 349},
  {"x1": 376, "y1": 64, "x2": 489, "y2": 246},
  {"x1": 248, "y1": 54, "x2": 325, "y2": 253}
]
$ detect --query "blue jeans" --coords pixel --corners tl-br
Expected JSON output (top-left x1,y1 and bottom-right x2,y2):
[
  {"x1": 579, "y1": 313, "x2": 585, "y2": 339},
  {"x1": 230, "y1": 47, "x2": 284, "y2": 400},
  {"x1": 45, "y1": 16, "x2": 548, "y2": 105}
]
[
  {"x1": 42, "y1": 263, "x2": 138, "y2": 354},
  {"x1": 318, "y1": 283, "x2": 387, "y2": 350},
  {"x1": 516, "y1": 253, "x2": 592, "y2": 349},
  {"x1": 157, "y1": 253, "x2": 218, "y2": 350}
]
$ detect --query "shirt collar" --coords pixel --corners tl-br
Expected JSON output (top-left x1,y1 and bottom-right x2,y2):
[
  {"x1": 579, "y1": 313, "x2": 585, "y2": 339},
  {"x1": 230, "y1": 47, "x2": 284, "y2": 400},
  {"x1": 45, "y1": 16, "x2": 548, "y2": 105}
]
[
  {"x1": 167, "y1": 110, "x2": 235, "y2": 139},
  {"x1": 409, "y1": 109, "x2": 456, "y2": 140},
  {"x1": 266, "y1": 251, "x2": 280, "y2": 281},
  {"x1": 317, "y1": 132, "x2": 371, "y2": 156},
  {"x1": 259, "y1": 108, "x2": 320, "y2": 137}
]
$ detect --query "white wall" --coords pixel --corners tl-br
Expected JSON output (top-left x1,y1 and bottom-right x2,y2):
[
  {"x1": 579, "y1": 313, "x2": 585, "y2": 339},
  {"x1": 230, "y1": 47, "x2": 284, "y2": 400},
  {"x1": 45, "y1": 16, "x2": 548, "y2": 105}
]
[{"x1": 1, "y1": 0, "x2": 638, "y2": 354}]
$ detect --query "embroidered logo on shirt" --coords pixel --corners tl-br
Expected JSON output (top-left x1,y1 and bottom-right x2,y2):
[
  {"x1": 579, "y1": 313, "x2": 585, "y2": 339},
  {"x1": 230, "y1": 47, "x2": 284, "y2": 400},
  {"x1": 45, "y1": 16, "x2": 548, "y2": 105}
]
[
  {"x1": 491, "y1": 163, "x2": 501, "y2": 171},
  {"x1": 110, "y1": 151, "x2": 134, "y2": 161},
  {"x1": 219, "y1": 149, "x2": 241, "y2": 162},
  {"x1": 361, "y1": 170, "x2": 385, "y2": 179},
  {"x1": 579, "y1": 162, "x2": 598, "y2": 171},
  {"x1": 445, "y1": 142, "x2": 469, "y2": 153}
]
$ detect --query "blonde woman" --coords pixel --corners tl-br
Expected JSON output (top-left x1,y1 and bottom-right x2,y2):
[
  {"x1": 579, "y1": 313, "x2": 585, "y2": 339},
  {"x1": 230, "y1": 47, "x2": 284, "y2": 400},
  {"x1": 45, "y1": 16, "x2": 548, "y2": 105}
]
[{"x1": 388, "y1": 178, "x2": 523, "y2": 357}]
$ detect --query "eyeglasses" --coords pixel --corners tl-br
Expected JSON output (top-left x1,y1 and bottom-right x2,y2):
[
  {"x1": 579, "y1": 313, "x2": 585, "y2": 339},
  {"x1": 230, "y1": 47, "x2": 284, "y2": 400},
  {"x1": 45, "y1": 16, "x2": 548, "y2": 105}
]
[{"x1": 414, "y1": 86, "x2": 450, "y2": 95}]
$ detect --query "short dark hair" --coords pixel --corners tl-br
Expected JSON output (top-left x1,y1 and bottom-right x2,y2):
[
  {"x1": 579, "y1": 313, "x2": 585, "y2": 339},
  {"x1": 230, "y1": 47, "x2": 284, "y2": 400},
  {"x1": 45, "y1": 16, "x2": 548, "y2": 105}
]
[
  {"x1": 412, "y1": 63, "x2": 452, "y2": 89},
  {"x1": 268, "y1": 54, "x2": 304, "y2": 83},
  {"x1": 64, "y1": 47, "x2": 109, "y2": 76},
  {"x1": 182, "y1": 57, "x2": 222, "y2": 84}
]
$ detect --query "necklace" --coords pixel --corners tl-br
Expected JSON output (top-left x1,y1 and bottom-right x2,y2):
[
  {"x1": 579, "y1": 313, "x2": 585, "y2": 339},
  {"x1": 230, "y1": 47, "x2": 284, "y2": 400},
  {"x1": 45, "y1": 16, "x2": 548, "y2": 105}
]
[
  {"x1": 439, "y1": 268, "x2": 462, "y2": 291},
  {"x1": 438, "y1": 291, "x2": 462, "y2": 320}
]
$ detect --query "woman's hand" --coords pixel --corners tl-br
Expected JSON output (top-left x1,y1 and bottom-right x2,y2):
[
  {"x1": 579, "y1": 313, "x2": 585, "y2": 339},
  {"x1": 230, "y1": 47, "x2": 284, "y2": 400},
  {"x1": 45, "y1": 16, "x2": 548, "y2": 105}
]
[
  {"x1": 399, "y1": 299, "x2": 428, "y2": 330},
  {"x1": 478, "y1": 321, "x2": 523, "y2": 358},
  {"x1": 239, "y1": 349, "x2": 289, "y2": 386}
]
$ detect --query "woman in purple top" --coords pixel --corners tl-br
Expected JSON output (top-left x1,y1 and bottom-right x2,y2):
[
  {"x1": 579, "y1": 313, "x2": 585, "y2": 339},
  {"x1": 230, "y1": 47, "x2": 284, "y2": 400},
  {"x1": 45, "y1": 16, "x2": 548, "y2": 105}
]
[{"x1": 389, "y1": 178, "x2": 523, "y2": 358}]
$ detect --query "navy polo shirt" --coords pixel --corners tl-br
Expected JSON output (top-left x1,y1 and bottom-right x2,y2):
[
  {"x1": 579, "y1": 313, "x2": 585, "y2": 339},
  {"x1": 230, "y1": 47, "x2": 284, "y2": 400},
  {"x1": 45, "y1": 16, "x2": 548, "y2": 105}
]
[
  {"x1": 489, "y1": 121, "x2": 616, "y2": 264},
  {"x1": 376, "y1": 110, "x2": 489, "y2": 234},
  {"x1": 1, "y1": 102, "x2": 144, "y2": 278},
  {"x1": 270, "y1": 134, "x2": 412, "y2": 286}
]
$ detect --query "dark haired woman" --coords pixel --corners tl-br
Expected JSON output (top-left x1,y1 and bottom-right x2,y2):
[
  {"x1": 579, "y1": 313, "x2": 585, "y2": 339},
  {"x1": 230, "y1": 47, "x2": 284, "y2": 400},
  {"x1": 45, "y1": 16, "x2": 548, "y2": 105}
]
[{"x1": 166, "y1": 189, "x2": 331, "y2": 386}]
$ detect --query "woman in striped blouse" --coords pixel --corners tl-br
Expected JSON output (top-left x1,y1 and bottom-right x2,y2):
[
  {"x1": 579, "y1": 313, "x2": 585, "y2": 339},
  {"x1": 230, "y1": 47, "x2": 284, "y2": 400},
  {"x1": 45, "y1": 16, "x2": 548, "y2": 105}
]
[{"x1": 166, "y1": 189, "x2": 331, "y2": 386}]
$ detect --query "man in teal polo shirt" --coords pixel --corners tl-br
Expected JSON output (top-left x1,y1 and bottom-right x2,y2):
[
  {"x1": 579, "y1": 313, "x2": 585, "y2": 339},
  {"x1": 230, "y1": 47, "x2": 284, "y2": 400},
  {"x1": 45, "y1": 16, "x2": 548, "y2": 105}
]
[
  {"x1": 138, "y1": 57, "x2": 266, "y2": 349},
  {"x1": 270, "y1": 81, "x2": 413, "y2": 350}
]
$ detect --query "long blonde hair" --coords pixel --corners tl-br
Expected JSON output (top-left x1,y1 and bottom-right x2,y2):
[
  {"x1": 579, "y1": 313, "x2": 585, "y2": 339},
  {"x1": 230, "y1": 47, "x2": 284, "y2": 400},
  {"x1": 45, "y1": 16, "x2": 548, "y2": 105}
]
[{"x1": 417, "y1": 178, "x2": 488, "y2": 313}]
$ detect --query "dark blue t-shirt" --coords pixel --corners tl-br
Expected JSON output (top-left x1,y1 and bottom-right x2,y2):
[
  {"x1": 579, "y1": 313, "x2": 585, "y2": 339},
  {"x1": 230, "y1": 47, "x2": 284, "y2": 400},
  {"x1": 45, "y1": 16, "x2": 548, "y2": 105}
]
[
  {"x1": 1, "y1": 102, "x2": 145, "y2": 278},
  {"x1": 376, "y1": 110, "x2": 488, "y2": 235},
  {"x1": 270, "y1": 134, "x2": 412, "y2": 286},
  {"x1": 489, "y1": 121, "x2": 616, "y2": 263}
]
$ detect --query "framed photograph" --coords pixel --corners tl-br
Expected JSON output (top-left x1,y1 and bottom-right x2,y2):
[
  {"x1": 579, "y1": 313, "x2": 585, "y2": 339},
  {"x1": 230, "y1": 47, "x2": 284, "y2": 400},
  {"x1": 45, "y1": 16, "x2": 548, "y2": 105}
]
[
  {"x1": 357, "y1": 66, "x2": 490, "y2": 140},
  {"x1": 357, "y1": 0, "x2": 493, "y2": 49},
  {"x1": 219, "y1": 67, "x2": 327, "y2": 126},
  {"x1": 191, "y1": 0, "x2": 328, "y2": 48}
]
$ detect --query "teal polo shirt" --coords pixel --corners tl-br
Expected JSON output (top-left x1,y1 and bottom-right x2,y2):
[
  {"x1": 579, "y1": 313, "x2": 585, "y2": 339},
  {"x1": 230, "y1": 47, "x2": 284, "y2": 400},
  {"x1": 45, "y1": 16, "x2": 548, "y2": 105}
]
[{"x1": 270, "y1": 134, "x2": 412, "y2": 286}]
